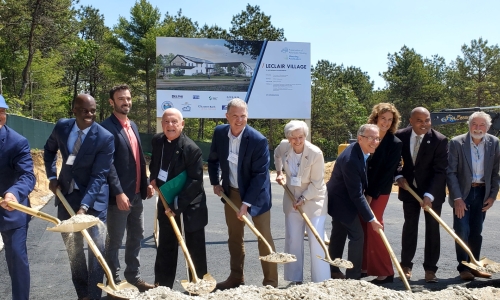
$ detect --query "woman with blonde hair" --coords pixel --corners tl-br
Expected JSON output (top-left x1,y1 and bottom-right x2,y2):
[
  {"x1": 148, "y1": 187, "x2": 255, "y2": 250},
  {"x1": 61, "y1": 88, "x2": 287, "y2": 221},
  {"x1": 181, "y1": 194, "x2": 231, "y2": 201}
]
[
  {"x1": 274, "y1": 120, "x2": 330, "y2": 284},
  {"x1": 362, "y1": 103, "x2": 402, "y2": 284}
]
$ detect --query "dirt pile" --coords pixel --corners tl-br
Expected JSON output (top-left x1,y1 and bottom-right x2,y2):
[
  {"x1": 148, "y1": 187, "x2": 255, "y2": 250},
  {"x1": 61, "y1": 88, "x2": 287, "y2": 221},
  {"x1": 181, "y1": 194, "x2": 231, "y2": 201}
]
[{"x1": 129, "y1": 279, "x2": 500, "y2": 300}]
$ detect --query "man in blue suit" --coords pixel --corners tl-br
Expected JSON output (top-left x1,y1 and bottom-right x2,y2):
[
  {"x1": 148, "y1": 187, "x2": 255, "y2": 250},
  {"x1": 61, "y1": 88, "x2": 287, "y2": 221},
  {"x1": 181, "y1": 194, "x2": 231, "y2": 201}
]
[
  {"x1": 0, "y1": 94, "x2": 36, "y2": 300},
  {"x1": 327, "y1": 124, "x2": 383, "y2": 280},
  {"x1": 44, "y1": 94, "x2": 114, "y2": 300},
  {"x1": 208, "y1": 98, "x2": 278, "y2": 290},
  {"x1": 101, "y1": 85, "x2": 154, "y2": 292}
]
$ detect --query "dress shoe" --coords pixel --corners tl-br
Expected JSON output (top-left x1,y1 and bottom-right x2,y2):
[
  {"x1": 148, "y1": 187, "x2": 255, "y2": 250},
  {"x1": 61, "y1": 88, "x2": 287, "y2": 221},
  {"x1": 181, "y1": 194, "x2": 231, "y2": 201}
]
[
  {"x1": 401, "y1": 267, "x2": 412, "y2": 280},
  {"x1": 470, "y1": 268, "x2": 492, "y2": 278},
  {"x1": 460, "y1": 271, "x2": 475, "y2": 281},
  {"x1": 331, "y1": 271, "x2": 346, "y2": 279},
  {"x1": 133, "y1": 279, "x2": 155, "y2": 292},
  {"x1": 425, "y1": 270, "x2": 438, "y2": 283},
  {"x1": 370, "y1": 275, "x2": 394, "y2": 285},
  {"x1": 215, "y1": 276, "x2": 245, "y2": 291}
]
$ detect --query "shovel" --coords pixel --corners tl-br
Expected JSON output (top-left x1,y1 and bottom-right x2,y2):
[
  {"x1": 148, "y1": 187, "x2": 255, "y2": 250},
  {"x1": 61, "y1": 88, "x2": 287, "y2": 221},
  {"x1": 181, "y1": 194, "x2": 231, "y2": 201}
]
[
  {"x1": 405, "y1": 183, "x2": 499, "y2": 274},
  {"x1": 220, "y1": 191, "x2": 297, "y2": 263},
  {"x1": 280, "y1": 183, "x2": 352, "y2": 269},
  {"x1": 367, "y1": 206, "x2": 411, "y2": 291},
  {"x1": 55, "y1": 189, "x2": 139, "y2": 299},
  {"x1": 1, "y1": 197, "x2": 98, "y2": 233},
  {"x1": 155, "y1": 186, "x2": 216, "y2": 295}
]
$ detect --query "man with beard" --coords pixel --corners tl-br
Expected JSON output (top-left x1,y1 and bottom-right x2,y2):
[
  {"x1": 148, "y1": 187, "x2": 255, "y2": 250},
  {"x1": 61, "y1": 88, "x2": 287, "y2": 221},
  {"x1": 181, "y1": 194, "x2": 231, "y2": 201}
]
[
  {"x1": 44, "y1": 94, "x2": 114, "y2": 300},
  {"x1": 101, "y1": 85, "x2": 155, "y2": 293},
  {"x1": 447, "y1": 111, "x2": 500, "y2": 280},
  {"x1": 395, "y1": 107, "x2": 448, "y2": 283}
]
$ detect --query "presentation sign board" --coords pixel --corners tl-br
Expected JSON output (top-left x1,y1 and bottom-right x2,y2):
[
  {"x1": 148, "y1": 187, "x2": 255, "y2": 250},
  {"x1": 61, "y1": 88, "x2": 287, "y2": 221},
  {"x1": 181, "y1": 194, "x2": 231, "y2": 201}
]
[{"x1": 156, "y1": 37, "x2": 310, "y2": 119}]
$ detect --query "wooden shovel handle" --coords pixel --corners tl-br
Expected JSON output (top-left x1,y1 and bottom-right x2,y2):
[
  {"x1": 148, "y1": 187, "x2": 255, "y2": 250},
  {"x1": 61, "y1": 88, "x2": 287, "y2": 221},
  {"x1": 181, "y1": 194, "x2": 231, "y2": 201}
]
[
  {"x1": 155, "y1": 187, "x2": 200, "y2": 283},
  {"x1": 3, "y1": 199, "x2": 61, "y2": 226},
  {"x1": 55, "y1": 189, "x2": 118, "y2": 290},
  {"x1": 280, "y1": 184, "x2": 332, "y2": 260},
  {"x1": 404, "y1": 183, "x2": 482, "y2": 266},
  {"x1": 220, "y1": 191, "x2": 275, "y2": 254}
]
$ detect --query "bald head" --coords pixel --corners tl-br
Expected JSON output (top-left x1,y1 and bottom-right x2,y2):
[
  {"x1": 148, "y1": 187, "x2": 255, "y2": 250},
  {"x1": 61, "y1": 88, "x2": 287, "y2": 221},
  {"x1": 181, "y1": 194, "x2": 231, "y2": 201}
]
[
  {"x1": 409, "y1": 106, "x2": 431, "y2": 135},
  {"x1": 73, "y1": 94, "x2": 96, "y2": 130},
  {"x1": 162, "y1": 108, "x2": 185, "y2": 141},
  {"x1": 410, "y1": 107, "x2": 429, "y2": 118}
]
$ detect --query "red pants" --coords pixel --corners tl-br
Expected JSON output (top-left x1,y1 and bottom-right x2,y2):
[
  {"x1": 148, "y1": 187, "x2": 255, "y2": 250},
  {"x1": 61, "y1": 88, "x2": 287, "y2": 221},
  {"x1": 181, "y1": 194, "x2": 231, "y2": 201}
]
[{"x1": 361, "y1": 194, "x2": 394, "y2": 276}]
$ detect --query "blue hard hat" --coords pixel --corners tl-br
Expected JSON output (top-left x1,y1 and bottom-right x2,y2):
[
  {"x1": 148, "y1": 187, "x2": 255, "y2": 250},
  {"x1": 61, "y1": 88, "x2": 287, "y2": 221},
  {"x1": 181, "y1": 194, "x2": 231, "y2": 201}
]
[{"x1": 0, "y1": 94, "x2": 8, "y2": 109}]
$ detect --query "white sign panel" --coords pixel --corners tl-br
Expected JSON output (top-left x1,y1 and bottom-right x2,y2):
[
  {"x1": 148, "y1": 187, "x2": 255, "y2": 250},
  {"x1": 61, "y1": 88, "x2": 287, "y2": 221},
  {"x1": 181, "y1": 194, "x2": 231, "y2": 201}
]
[{"x1": 156, "y1": 38, "x2": 310, "y2": 119}]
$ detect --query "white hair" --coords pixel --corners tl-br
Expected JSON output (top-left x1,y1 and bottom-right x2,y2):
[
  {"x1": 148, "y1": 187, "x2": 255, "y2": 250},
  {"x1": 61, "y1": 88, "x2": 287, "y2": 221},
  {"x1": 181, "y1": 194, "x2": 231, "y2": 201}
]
[
  {"x1": 468, "y1": 111, "x2": 491, "y2": 128},
  {"x1": 284, "y1": 120, "x2": 309, "y2": 138},
  {"x1": 357, "y1": 124, "x2": 379, "y2": 136}
]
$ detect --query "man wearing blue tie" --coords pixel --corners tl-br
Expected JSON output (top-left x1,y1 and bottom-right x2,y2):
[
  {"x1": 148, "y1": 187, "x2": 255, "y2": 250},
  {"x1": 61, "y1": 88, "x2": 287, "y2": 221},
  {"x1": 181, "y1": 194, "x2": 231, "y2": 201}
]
[
  {"x1": 0, "y1": 94, "x2": 36, "y2": 300},
  {"x1": 44, "y1": 94, "x2": 114, "y2": 300}
]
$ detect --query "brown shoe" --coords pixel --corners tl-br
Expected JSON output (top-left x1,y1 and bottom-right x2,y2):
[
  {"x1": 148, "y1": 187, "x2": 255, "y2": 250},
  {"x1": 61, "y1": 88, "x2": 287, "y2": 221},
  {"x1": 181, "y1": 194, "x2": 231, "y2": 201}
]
[
  {"x1": 331, "y1": 271, "x2": 346, "y2": 279},
  {"x1": 133, "y1": 279, "x2": 155, "y2": 292},
  {"x1": 425, "y1": 270, "x2": 438, "y2": 283},
  {"x1": 215, "y1": 276, "x2": 245, "y2": 291},
  {"x1": 470, "y1": 268, "x2": 492, "y2": 278},
  {"x1": 460, "y1": 271, "x2": 475, "y2": 281},
  {"x1": 401, "y1": 267, "x2": 412, "y2": 280}
]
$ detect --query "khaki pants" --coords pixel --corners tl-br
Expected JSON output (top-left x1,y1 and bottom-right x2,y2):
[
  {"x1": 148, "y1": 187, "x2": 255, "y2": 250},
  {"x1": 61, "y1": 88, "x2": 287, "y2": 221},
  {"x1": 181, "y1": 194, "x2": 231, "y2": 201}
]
[{"x1": 225, "y1": 187, "x2": 278, "y2": 287}]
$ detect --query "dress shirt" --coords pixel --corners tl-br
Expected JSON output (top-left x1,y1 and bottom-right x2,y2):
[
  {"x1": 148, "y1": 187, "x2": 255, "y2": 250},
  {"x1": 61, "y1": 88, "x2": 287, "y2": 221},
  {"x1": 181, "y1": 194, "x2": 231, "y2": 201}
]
[
  {"x1": 471, "y1": 137, "x2": 485, "y2": 184},
  {"x1": 227, "y1": 127, "x2": 251, "y2": 207},
  {"x1": 114, "y1": 113, "x2": 141, "y2": 193}
]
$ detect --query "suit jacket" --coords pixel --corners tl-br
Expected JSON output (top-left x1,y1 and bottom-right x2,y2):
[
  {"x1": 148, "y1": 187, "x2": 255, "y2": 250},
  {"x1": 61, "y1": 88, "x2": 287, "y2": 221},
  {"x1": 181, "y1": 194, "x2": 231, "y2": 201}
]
[
  {"x1": 366, "y1": 132, "x2": 402, "y2": 198},
  {"x1": 43, "y1": 119, "x2": 114, "y2": 211},
  {"x1": 326, "y1": 142, "x2": 374, "y2": 224},
  {"x1": 395, "y1": 127, "x2": 448, "y2": 203},
  {"x1": 0, "y1": 125, "x2": 36, "y2": 231},
  {"x1": 101, "y1": 114, "x2": 148, "y2": 203},
  {"x1": 149, "y1": 132, "x2": 207, "y2": 232},
  {"x1": 208, "y1": 124, "x2": 272, "y2": 217},
  {"x1": 447, "y1": 132, "x2": 500, "y2": 206},
  {"x1": 274, "y1": 139, "x2": 327, "y2": 217}
]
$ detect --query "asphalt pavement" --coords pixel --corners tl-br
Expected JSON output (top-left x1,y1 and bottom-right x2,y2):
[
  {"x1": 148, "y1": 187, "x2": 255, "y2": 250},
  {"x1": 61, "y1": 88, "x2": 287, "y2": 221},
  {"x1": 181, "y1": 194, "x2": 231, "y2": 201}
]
[{"x1": 2, "y1": 176, "x2": 500, "y2": 299}]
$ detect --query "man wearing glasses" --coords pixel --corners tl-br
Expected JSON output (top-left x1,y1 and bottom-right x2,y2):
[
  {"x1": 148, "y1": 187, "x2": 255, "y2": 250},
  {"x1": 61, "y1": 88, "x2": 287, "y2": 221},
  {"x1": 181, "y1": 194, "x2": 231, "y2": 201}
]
[
  {"x1": 327, "y1": 124, "x2": 383, "y2": 280},
  {"x1": 395, "y1": 107, "x2": 448, "y2": 283},
  {"x1": 44, "y1": 94, "x2": 114, "y2": 300}
]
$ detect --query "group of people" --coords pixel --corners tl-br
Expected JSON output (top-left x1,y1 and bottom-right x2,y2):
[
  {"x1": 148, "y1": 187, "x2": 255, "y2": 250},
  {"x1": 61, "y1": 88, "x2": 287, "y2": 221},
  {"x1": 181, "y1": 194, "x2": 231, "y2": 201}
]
[{"x1": 0, "y1": 90, "x2": 498, "y2": 300}]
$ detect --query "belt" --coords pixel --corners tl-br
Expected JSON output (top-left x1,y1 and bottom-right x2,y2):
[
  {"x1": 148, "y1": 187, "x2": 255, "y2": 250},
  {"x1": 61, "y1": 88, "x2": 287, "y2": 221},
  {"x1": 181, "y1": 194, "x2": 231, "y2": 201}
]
[{"x1": 471, "y1": 183, "x2": 485, "y2": 187}]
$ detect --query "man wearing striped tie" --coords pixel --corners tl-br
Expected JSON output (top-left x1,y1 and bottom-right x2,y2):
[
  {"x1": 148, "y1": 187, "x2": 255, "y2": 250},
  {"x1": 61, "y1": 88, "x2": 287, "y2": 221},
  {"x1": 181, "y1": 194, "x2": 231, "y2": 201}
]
[{"x1": 44, "y1": 94, "x2": 115, "y2": 300}]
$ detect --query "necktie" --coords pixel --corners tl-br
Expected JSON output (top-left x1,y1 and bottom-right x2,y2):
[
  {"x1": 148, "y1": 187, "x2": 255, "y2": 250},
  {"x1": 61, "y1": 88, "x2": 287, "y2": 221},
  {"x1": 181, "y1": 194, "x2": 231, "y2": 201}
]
[
  {"x1": 412, "y1": 135, "x2": 422, "y2": 187},
  {"x1": 68, "y1": 130, "x2": 83, "y2": 194}
]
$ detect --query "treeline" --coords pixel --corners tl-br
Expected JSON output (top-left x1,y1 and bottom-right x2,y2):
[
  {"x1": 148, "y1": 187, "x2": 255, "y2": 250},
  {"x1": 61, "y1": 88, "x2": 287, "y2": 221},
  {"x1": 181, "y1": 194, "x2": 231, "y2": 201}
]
[{"x1": 1, "y1": 1, "x2": 499, "y2": 158}]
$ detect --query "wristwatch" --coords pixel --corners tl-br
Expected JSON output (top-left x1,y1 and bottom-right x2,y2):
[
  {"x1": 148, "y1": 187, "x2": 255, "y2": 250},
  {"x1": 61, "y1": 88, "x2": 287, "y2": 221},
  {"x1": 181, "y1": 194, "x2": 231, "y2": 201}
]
[
  {"x1": 79, "y1": 205, "x2": 88, "y2": 213},
  {"x1": 298, "y1": 195, "x2": 306, "y2": 202}
]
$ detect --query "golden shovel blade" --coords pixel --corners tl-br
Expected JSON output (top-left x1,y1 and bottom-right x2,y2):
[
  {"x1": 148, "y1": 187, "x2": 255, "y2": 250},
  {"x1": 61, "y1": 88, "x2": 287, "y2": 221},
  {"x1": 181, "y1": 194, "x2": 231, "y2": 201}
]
[
  {"x1": 180, "y1": 273, "x2": 217, "y2": 295},
  {"x1": 316, "y1": 255, "x2": 353, "y2": 268},
  {"x1": 462, "y1": 258, "x2": 500, "y2": 275},
  {"x1": 97, "y1": 280, "x2": 140, "y2": 299},
  {"x1": 46, "y1": 220, "x2": 99, "y2": 233}
]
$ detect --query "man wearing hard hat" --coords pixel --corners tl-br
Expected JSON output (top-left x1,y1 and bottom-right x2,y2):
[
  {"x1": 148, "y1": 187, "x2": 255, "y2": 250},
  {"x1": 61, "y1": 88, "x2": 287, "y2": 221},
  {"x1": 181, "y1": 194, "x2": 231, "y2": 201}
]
[{"x1": 0, "y1": 94, "x2": 36, "y2": 300}]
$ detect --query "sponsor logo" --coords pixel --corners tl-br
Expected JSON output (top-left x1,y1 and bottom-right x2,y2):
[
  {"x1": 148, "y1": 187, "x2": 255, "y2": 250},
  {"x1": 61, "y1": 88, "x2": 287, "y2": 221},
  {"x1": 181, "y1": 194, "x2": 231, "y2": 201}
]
[
  {"x1": 161, "y1": 101, "x2": 174, "y2": 110},
  {"x1": 198, "y1": 105, "x2": 216, "y2": 110},
  {"x1": 182, "y1": 106, "x2": 191, "y2": 112},
  {"x1": 222, "y1": 105, "x2": 228, "y2": 110},
  {"x1": 171, "y1": 95, "x2": 183, "y2": 99},
  {"x1": 192, "y1": 95, "x2": 200, "y2": 99},
  {"x1": 226, "y1": 96, "x2": 239, "y2": 100},
  {"x1": 281, "y1": 47, "x2": 289, "y2": 53},
  {"x1": 209, "y1": 96, "x2": 218, "y2": 101}
]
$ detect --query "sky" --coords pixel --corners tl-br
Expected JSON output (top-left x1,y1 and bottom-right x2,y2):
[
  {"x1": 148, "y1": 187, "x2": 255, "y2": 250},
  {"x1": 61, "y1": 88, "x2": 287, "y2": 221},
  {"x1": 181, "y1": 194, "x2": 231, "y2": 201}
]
[{"x1": 78, "y1": 0, "x2": 500, "y2": 89}]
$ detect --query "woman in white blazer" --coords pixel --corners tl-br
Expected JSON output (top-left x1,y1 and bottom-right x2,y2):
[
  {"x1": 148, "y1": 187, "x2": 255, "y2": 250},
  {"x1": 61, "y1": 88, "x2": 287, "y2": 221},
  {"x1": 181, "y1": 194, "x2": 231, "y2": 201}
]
[{"x1": 274, "y1": 120, "x2": 330, "y2": 284}]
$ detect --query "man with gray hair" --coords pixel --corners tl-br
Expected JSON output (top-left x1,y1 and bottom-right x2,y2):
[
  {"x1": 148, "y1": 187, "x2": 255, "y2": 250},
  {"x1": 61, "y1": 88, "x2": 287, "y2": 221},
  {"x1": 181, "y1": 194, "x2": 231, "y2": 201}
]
[
  {"x1": 327, "y1": 124, "x2": 383, "y2": 280},
  {"x1": 447, "y1": 111, "x2": 500, "y2": 280},
  {"x1": 208, "y1": 98, "x2": 277, "y2": 290}
]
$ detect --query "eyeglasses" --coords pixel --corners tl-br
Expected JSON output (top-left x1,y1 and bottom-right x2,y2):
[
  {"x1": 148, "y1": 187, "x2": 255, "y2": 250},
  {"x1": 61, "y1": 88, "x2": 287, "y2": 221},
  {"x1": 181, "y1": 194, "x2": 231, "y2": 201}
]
[{"x1": 360, "y1": 135, "x2": 381, "y2": 142}]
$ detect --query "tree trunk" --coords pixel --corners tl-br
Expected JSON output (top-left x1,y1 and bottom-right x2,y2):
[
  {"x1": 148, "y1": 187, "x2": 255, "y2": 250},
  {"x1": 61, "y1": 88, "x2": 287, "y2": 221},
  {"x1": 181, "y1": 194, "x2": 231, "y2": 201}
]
[{"x1": 19, "y1": 0, "x2": 42, "y2": 100}]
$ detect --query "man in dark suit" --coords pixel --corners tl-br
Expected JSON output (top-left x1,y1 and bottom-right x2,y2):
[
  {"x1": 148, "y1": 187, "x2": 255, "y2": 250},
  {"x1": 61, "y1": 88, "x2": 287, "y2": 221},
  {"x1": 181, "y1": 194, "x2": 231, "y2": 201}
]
[
  {"x1": 149, "y1": 108, "x2": 208, "y2": 288},
  {"x1": 0, "y1": 95, "x2": 36, "y2": 300},
  {"x1": 208, "y1": 98, "x2": 278, "y2": 290},
  {"x1": 44, "y1": 94, "x2": 114, "y2": 300},
  {"x1": 395, "y1": 107, "x2": 448, "y2": 283},
  {"x1": 101, "y1": 85, "x2": 154, "y2": 292},
  {"x1": 447, "y1": 111, "x2": 500, "y2": 280},
  {"x1": 327, "y1": 124, "x2": 383, "y2": 280}
]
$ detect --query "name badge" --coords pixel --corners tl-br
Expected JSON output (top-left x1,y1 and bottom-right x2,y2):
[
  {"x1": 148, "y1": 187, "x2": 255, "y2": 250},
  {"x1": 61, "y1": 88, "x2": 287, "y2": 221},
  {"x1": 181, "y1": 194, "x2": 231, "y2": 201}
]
[
  {"x1": 66, "y1": 154, "x2": 76, "y2": 165},
  {"x1": 291, "y1": 176, "x2": 302, "y2": 186},
  {"x1": 228, "y1": 152, "x2": 239, "y2": 165},
  {"x1": 157, "y1": 169, "x2": 168, "y2": 182}
]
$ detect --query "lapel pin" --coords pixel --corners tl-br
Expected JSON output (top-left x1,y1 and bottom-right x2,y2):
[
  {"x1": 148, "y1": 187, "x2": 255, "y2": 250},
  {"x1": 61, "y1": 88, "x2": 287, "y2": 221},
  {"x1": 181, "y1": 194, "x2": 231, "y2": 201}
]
[
  {"x1": 427, "y1": 141, "x2": 430, "y2": 144},
  {"x1": 176, "y1": 151, "x2": 179, "y2": 154}
]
